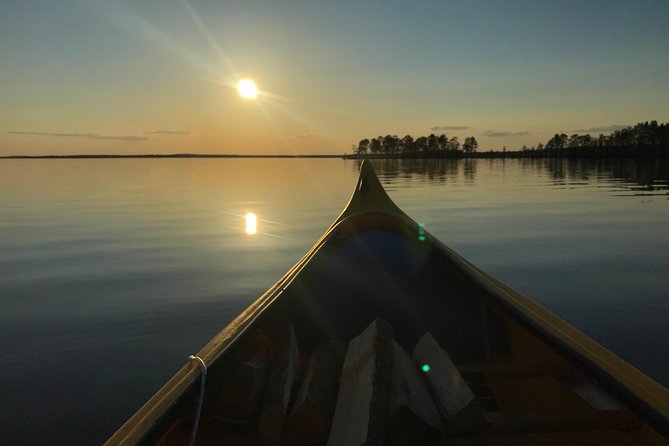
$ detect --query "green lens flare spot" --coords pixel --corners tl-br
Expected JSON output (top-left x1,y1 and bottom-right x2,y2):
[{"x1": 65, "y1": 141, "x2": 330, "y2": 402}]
[
  {"x1": 421, "y1": 364, "x2": 430, "y2": 373},
  {"x1": 418, "y1": 223, "x2": 426, "y2": 241}
]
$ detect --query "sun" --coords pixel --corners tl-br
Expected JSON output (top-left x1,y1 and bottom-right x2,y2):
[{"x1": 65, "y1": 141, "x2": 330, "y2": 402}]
[{"x1": 237, "y1": 79, "x2": 258, "y2": 100}]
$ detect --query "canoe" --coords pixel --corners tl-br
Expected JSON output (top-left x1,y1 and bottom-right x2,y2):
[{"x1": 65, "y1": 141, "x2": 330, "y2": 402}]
[{"x1": 106, "y1": 160, "x2": 669, "y2": 446}]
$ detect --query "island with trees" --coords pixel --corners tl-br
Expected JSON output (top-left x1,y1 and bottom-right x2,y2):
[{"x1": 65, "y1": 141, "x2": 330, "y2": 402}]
[
  {"x1": 346, "y1": 121, "x2": 669, "y2": 159},
  {"x1": 350, "y1": 134, "x2": 478, "y2": 158}
]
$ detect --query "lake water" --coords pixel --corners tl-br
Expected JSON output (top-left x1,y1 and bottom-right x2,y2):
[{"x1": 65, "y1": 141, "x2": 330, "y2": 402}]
[{"x1": 1, "y1": 158, "x2": 668, "y2": 444}]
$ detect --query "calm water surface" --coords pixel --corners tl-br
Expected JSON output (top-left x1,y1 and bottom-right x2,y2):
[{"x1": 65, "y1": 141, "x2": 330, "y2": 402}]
[{"x1": 1, "y1": 158, "x2": 668, "y2": 444}]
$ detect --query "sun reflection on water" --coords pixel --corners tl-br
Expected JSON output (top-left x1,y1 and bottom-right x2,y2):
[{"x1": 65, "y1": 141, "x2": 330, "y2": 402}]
[{"x1": 244, "y1": 212, "x2": 257, "y2": 235}]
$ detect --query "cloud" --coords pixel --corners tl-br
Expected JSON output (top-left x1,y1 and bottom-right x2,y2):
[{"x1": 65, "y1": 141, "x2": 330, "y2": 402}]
[
  {"x1": 9, "y1": 131, "x2": 148, "y2": 141},
  {"x1": 430, "y1": 125, "x2": 469, "y2": 131},
  {"x1": 483, "y1": 130, "x2": 530, "y2": 137},
  {"x1": 573, "y1": 124, "x2": 627, "y2": 133},
  {"x1": 146, "y1": 130, "x2": 189, "y2": 135}
]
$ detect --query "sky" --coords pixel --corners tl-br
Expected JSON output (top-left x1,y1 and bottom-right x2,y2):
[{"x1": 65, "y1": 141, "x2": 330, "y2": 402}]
[{"x1": 1, "y1": 0, "x2": 668, "y2": 155}]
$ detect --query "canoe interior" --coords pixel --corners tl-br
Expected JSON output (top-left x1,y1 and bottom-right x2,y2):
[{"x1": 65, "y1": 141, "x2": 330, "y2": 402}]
[{"x1": 145, "y1": 211, "x2": 667, "y2": 446}]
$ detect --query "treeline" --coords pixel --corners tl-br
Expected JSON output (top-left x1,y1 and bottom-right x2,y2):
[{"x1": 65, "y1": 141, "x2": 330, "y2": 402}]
[
  {"x1": 350, "y1": 121, "x2": 669, "y2": 159},
  {"x1": 520, "y1": 121, "x2": 669, "y2": 157},
  {"x1": 354, "y1": 134, "x2": 478, "y2": 157}
]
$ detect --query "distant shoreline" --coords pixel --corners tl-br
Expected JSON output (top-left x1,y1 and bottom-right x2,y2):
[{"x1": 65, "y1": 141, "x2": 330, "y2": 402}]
[
  {"x1": 0, "y1": 154, "x2": 345, "y2": 159},
  {"x1": 3, "y1": 149, "x2": 668, "y2": 160},
  {"x1": 344, "y1": 149, "x2": 669, "y2": 160}
]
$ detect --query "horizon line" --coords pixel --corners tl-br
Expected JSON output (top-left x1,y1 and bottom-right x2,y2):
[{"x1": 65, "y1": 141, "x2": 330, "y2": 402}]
[{"x1": 0, "y1": 153, "x2": 346, "y2": 159}]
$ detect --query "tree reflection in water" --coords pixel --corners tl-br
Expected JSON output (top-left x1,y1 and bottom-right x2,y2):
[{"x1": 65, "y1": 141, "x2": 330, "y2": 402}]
[{"x1": 361, "y1": 158, "x2": 669, "y2": 196}]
